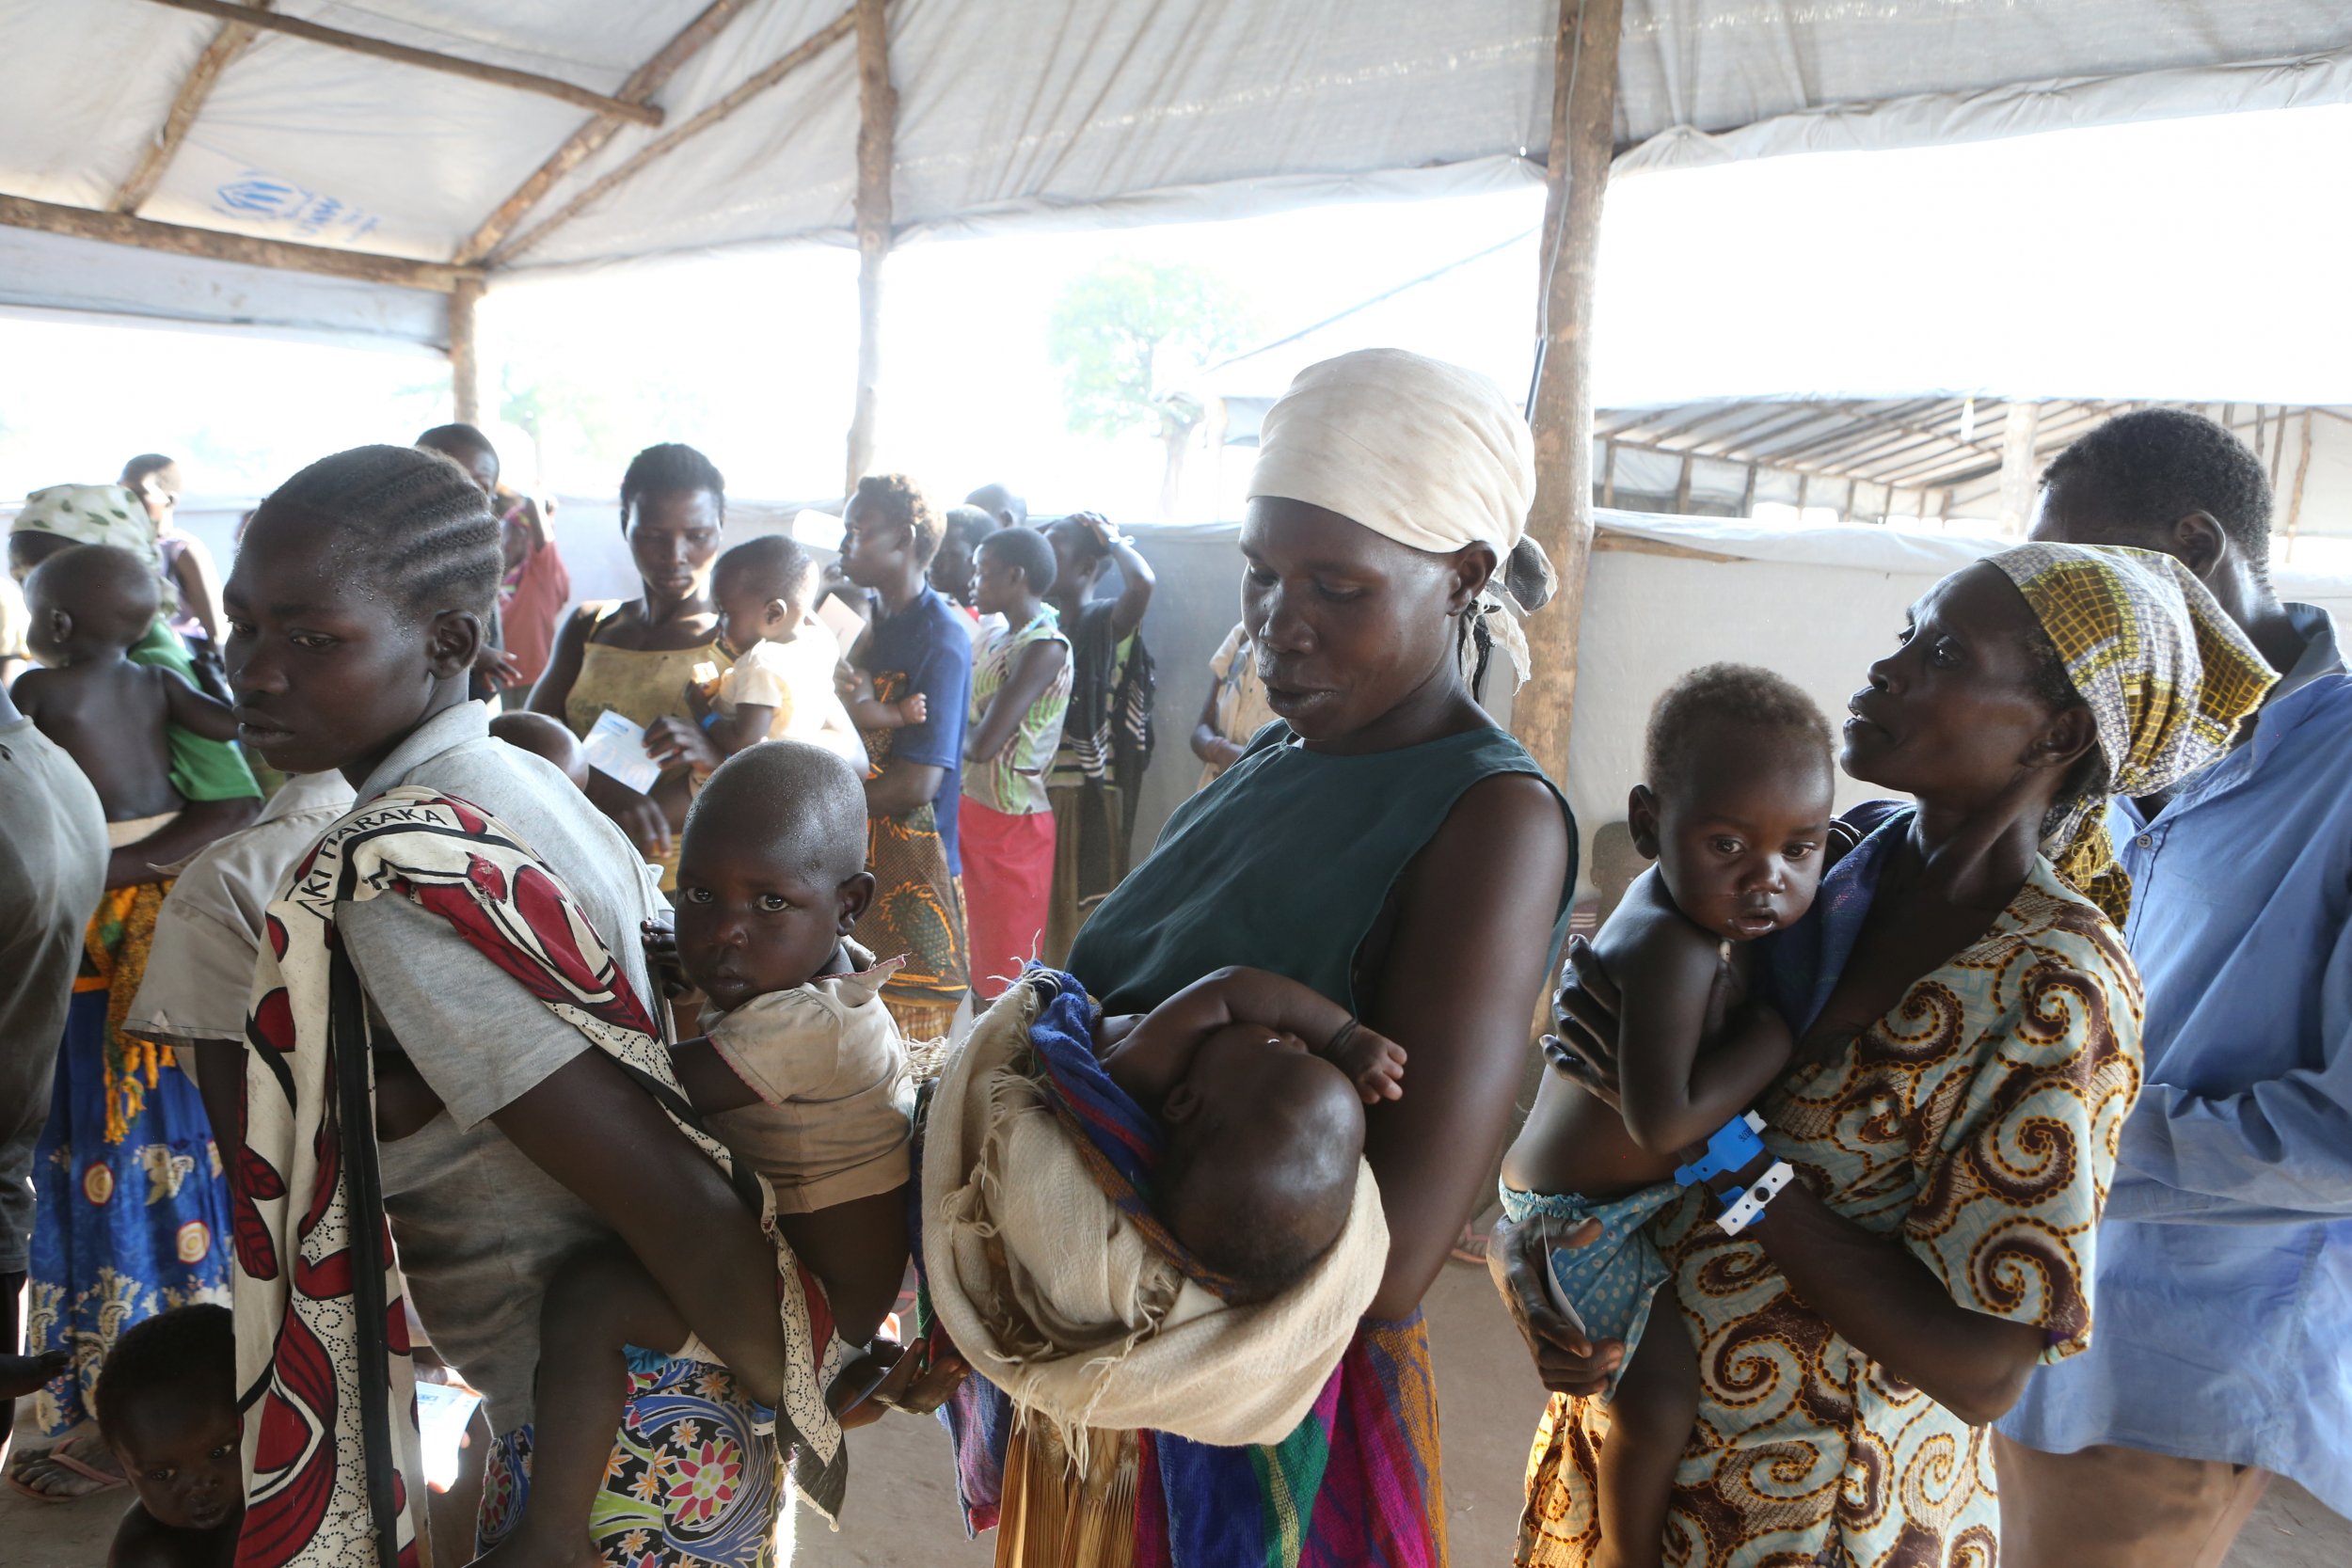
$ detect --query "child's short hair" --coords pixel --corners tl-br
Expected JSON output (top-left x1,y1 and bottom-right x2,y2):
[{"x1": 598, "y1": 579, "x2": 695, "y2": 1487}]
[
  {"x1": 977, "y1": 525, "x2": 1057, "y2": 595},
  {"x1": 686, "y1": 740, "x2": 869, "y2": 884},
  {"x1": 713, "y1": 534, "x2": 815, "y2": 611},
  {"x1": 95, "y1": 1304, "x2": 234, "y2": 1447},
  {"x1": 26, "y1": 543, "x2": 160, "y2": 643},
  {"x1": 1645, "y1": 663, "x2": 1833, "y2": 800}
]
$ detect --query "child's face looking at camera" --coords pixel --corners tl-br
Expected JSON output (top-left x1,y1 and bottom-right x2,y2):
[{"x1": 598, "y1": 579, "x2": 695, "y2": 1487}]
[
  {"x1": 113, "y1": 1391, "x2": 242, "y2": 1533},
  {"x1": 674, "y1": 829, "x2": 866, "y2": 1014},
  {"x1": 1633, "y1": 728, "x2": 1834, "y2": 943}
]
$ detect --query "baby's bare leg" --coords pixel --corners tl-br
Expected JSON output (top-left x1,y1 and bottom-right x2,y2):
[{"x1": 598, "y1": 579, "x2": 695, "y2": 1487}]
[
  {"x1": 1592, "y1": 1310, "x2": 1698, "y2": 1568},
  {"x1": 475, "y1": 1243, "x2": 688, "y2": 1568}
]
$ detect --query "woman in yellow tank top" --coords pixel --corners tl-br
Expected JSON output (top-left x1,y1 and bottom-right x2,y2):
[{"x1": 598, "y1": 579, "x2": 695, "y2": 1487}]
[{"x1": 527, "y1": 443, "x2": 729, "y2": 887}]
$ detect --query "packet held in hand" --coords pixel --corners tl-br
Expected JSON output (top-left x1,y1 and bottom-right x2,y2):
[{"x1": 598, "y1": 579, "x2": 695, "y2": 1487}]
[{"x1": 580, "y1": 708, "x2": 663, "y2": 795}]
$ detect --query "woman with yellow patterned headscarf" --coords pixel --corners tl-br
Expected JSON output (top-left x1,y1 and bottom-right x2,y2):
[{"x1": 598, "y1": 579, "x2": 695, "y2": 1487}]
[
  {"x1": 1986, "y1": 542, "x2": 2274, "y2": 925},
  {"x1": 1508, "y1": 543, "x2": 2272, "y2": 1568}
]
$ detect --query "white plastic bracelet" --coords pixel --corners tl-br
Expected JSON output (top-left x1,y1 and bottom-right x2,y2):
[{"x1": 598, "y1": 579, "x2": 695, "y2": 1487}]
[{"x1": 1714, "y1": 1160, "x2": 1795, "y2": 1235}]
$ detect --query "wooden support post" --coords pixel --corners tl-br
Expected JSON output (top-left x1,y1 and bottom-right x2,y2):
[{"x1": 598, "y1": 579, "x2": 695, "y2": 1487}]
[
  {"x1": 448, "y1": 276, "x2": 484, "y2": 425},
  {"x1": 1793, "y1": 471, "x2": 1809, "y2": 519},
  {"x1": 494, "y1": 5, "x2": 856, "y2": 265},
  {"x1": 1994, "y1": 399, "x2": 2042, "y2": 534},
  {"x1": 0, "y1": 192, "x2": 473, "y2": 291},
  {"x1": 115, "y1": 1, "x2": 274, "y2": 214},
  {"x1": 1739, "y1": 462, "x2": 1758, "y2": 517},
  {"x1": 844, "y1": 0, "x2": 896, "y2": 494},
  {"x1": 456, "y1": 0, "x2": 755, "y2": 264},
  {"x1": 2284, "y1": 409, "x2": 2314, "y2": 563},
  {"x1": 1517, "y1": 0, "x2": 1624, "y2": 789},
  {"x1": 135, "y1": 0, "x2": 662, "y2": 124},
  {"x1": 2270, "y1": 405, "x2": 2288, "y2": 489},
  {"x1": 1600, "y1": 439, "x2": 1617, "y2": 508},
  {"x1": 1672, "y1": 452, "x2": 1693, "y2": 514}
]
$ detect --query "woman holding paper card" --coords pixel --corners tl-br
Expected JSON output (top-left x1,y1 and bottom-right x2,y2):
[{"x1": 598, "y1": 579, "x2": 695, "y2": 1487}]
[{"x1": 529, "y1": 442, "x2": 730, "y2": 889}]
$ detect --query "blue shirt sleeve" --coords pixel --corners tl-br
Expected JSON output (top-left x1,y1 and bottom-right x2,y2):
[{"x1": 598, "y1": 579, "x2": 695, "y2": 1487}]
[{"x1": 2106, "y1": 910, "x2": 2352, "y2": 1226}]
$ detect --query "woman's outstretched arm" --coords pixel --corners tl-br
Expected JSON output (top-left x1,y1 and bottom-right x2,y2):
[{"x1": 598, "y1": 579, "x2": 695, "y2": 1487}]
[{"x1": 1359, "y1": 770, "x2": 1569, "y2": 1320}]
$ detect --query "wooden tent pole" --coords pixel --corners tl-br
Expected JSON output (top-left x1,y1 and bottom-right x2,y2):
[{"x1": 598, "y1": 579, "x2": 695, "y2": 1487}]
[
  {"x1": 456, "y1": 0, "x2": 755, "y2": 265},
  {"x1": 493, "y1": 6, "x2": 857, "y2": 265},
  {"x1": 135, "y1": 0, "x2": 662, "y2": 125},
  {"x1": 844, "y1": 0, "x2": 896, "y2": 494},
  {"x1": 2284, "y1": 409, "x2": 2314, "y2": 562},
  {"x1": 449, "y1": 276, "x2": 484, "y2": 424},
  {"x1": 115, "y1": 1, "x2": 275, "y2": 214},
  {"x1": 1517, "y1": 0, "x2": 1623, "y2": 790},
  {"x1": 0, "y1": 192, "x2": 473, "y2": 291}
]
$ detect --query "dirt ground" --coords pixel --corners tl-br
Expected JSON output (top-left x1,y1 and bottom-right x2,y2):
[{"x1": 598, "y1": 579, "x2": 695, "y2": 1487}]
[{"x1": 6, "y1": 1263, "x2": 2344, "y2": 1565}]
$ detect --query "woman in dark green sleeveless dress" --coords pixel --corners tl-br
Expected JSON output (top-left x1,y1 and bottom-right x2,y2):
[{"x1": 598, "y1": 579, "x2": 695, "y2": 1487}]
[{"x1": 1057, "y1": 348, "x2": 1577, "y2": 1566}]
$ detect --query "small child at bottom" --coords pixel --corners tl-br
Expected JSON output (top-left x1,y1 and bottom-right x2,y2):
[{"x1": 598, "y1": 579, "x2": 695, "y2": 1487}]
[
  {"x1": 483, "y1": 740, "x2": 917, "y2": 1567},
  {"x1": 1500, "y1": 664, "x2": 1836, "y2": 1567},
  {"x1": 97, "y1": 1305, "x2": 243, "y2": 1568}
]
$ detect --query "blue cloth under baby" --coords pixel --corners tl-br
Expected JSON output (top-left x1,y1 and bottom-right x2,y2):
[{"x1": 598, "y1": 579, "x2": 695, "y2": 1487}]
[{"x1": 1500, "y1": 1180, "x2": 1680, "y2": 1402}]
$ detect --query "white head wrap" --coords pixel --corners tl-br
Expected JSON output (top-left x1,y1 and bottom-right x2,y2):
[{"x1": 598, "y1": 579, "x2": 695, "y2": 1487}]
[{"x1": 1247, "y1": 347, "x2": 1552, "y2": 687}]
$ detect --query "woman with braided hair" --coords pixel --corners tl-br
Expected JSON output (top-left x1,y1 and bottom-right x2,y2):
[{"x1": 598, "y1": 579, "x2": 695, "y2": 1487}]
[
  {"x1": 1508, "y1": 545, "x2": 2277, "y2": 1567},
  {"x1": 529, "y1": 442, "x2": 730, "y2": 891},
  {"x1": 220, "y1": 446, "x2": 835, "y2": 1566}
]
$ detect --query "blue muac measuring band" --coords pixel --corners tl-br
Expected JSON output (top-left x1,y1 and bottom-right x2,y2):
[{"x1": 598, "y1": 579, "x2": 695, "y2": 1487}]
[{"x1": 1676, "y1": 1110, "x2": 1769, "y2": 1189}]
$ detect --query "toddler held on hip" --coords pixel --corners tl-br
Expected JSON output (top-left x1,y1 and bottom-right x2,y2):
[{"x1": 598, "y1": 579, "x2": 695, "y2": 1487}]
[
  {"x1": 481, "y1": 741, "x2": 915, "y2": 1568},
  {"x1": 1499, "y1": 664, "x2": 1836, "y2": 1568}
]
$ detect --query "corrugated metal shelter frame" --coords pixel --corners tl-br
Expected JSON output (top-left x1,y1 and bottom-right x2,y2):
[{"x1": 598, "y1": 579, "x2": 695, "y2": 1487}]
[{"x1": 4, "y1": 0, "x2": 2351, "y2": 781}]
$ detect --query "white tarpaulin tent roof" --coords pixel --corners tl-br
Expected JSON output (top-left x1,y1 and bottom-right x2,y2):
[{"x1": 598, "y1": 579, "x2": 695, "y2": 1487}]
[{"x1": 3, "y1": 1, "x2": 2350, "y2": 348}]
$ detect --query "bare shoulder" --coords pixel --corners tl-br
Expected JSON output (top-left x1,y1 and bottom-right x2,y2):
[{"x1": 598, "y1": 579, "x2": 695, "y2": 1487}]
[
  {"x1": 1427, "y1": 769, "x2": 1565, "y2": 863},
  {"x1": 1593, "y1": 868, "x2": 1719, "y2": 984}
]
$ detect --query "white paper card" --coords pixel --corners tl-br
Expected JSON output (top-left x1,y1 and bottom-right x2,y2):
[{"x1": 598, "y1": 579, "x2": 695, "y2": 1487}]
[
  {"x1": 816, "y1": 593, "x2": 867, "y2": 653},
  {"x1": 416, "y1": 1381, "x2": 483, "y2": 1491},
  {"x1": 580, "y1": 708, "x2": 661, "y2": 795}
]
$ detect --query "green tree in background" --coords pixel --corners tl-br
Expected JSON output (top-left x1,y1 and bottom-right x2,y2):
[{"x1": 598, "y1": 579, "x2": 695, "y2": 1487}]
[{"x1": 1048, "y1": 258, "x2": 1253, "y2": 517}]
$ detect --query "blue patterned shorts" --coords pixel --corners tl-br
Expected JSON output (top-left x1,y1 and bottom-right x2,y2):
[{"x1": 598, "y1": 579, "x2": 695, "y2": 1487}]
[{"x1": 1500, "y1": 1180, "x2": 1679, "y2": 1402}]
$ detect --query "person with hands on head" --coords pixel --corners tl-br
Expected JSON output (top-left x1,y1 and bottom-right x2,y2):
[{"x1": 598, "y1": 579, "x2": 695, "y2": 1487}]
[
  {"x1": 224, "y1": 445, "x2": 826, "y2": 1566},
  {"x1": 1506, "y1": 543, "x2": 2275, "y2": 1568},
  {"x1": 528, "y1": 442, "x2": 728, "y2": 888},
  {"x1": 836, "y1": 472, "x2": 974, "y2": 1040},
  {"x1": 1040, "y1": 508, "x2": 1157, "y2": 961},
  {"x1": 1004, "y1": 348, "x2": 1572, "y2": 1564},
  {"x1": 1994, "y1": 410, "x2": 2352, "y2": 1567}
]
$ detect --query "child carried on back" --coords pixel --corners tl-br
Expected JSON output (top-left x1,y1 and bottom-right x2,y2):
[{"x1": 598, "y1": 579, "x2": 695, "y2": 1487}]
[
  {"x1": 921, "y1": 960, "x2": 1406, "y2": 1448},
  {"x1": 10, "y1": 544, "x2": 239, "y2": 844},
  {"x1": 483, "y1": 741, "x2": 914, "y2": 1567},
  {"x1": 1499, "y1": 663, "x2": 1835, "y2": 1568}
]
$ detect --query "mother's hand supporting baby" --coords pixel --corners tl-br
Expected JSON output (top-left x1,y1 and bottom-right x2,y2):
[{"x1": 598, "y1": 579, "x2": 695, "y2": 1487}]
[
  {"x1": 1542, "y1": 936, "x2": 1624, "y2": 1105},
  {"x1": 1486, "y1": 1208, "x2": 1619, "y2": 1397}
]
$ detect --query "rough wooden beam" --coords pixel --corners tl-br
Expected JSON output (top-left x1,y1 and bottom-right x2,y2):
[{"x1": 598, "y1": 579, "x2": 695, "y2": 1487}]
[
  {"x1": 844, "y1": 0, "x2": 895, "y2": 492},
  {"x1": 115, "y1": 0, "x2": 275, "y2": 214},
  {"x1": 1994, "y1": 400, "x2": 2042, "y2": 534},
  {"x1": 493, "y1": 5, "x2": 858, "y2": 265},
  {"x1": 1518, "y1": 0, "x2": 1624, "y2": 793},
  {"x1": 136, "y1": 0, "x2": 660, "y2": 125},
  {"x1": 2284, "y1": 409, "x2": 2314, "y2": 560},
  {"x1": 0, "y1": 192, "x2": 474, "y2": 291},
  {"x1": 455, "y1": 0, "x2": 755, "y2": 265},
  {"x1": 449, "y1": 276, "x2": 484, "y2": 423}
]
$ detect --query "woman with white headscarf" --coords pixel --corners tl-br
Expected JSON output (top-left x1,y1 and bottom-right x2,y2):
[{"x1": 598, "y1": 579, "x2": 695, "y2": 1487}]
[{"x1": 935, "y1": 349, "x2": 1576, "y2": 1564}]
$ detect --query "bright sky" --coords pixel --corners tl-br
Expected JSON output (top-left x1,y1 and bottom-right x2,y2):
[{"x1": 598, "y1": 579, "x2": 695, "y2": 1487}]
[{"x1": 3, "y1": 102, "x2": 2349, "y2": 518}]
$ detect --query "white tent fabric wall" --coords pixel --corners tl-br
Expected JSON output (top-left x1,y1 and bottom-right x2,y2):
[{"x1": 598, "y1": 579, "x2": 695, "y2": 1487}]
[
  {"x1": 4, "y1": 2, "x2": 2351, "y2": 342},
  {"x1": 1566, "y1": 512, "x2": 2352, "y2": 895}
]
